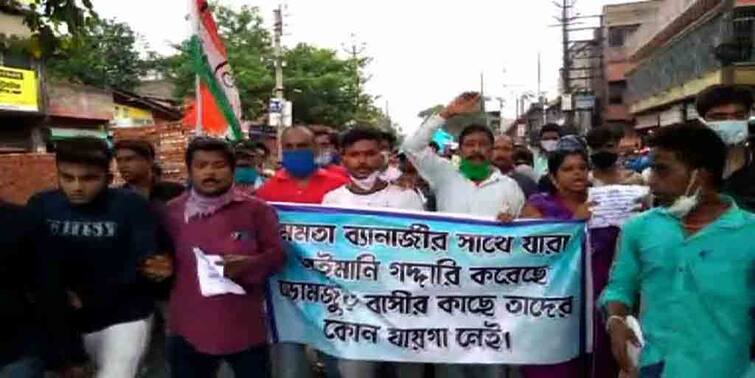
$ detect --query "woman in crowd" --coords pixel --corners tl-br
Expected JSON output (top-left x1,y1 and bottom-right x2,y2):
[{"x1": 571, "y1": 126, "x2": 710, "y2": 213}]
[{"x1": 519, "y1": 136, "x2": 620, "y2": 378}]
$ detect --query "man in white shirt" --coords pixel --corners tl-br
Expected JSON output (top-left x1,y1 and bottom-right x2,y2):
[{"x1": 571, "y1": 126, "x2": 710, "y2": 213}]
[
  {"x1": 322, "y1": 127, "x2": 424, "y2": 378},
  {"x1": 324, "y1": 128, "x2": 424, "y2": 211},
  {"x1": 402, "y1": 92, "x2": 525, "y2": 221},
  {"x1": 402, "y1": 92, "x2": 522, "y2": 378}
]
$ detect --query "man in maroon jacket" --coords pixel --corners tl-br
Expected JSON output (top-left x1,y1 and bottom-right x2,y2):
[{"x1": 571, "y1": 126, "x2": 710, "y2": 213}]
[{"x1": 163, "y1": 137, "x2": 285, "y2": 378}]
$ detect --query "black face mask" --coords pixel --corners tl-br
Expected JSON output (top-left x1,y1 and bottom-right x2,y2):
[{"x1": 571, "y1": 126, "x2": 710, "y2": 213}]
[{"x1": 590, "y1": 151, "x2": 619, "y2": 169}]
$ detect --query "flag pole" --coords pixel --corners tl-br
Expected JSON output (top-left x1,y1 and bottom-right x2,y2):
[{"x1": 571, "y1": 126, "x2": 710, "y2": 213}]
[
  {"x1": 195, "y1": 74, "x2": 203, "y2": 136},
  {"x1": 191, "y1": 0, "x2": 203, "y2": 136}
]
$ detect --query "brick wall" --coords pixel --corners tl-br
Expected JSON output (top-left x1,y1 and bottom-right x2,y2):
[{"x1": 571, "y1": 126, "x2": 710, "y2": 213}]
[
  {"x1": 0, "y1": 124, "x2": 197, "y2": 205},
  {"x1": 0, "y1": 153, "x2": 56, "y2": 204}
]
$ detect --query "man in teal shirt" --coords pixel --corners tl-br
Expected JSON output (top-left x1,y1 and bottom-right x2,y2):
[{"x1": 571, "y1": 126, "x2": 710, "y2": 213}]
[{"x1": 601, "y1": 122, "x2": 754, "y2": 378}]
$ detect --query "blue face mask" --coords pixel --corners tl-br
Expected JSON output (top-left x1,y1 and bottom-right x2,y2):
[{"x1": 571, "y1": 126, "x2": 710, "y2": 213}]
[
  {"x1": 706, "y1": 120, "x2": 749, "y2": 146},
  {"x1": 234, "y1": 167, "x2": 259, "y2": 185},
  {"x1": 282, "y1": 149, "x2": 317, "y2": 178}
]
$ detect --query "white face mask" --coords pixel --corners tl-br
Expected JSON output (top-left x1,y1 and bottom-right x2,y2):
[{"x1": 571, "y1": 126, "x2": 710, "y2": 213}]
[
  {"x1": 350, "y1": 171, "x2": 381, "y2": 191},
  {"x1": 705, "y1": 119, "x2": 749, "y2": 146},
  {"x1": 541, "y1": 140, "x2": 558, "y2": 152},
  {"x1": 665, "y1": 170, "x2": 700, "y2": 219},
  {"x1": 315, "y1": 150, "x2": 334, "y2": 167},
  {"x1": 381, "y1": 165, "x2": 403, "y2": 182}
]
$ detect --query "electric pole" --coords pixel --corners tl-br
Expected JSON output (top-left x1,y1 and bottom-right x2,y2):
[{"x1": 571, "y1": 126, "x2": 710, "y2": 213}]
[
  {"x1": 273, "y1": 5, "x2": 284, "y2": 102},
  {"x1": 273, "y1": 4, "x2": 284, "y2": 159},
  {"x1": 560, "y1": 0, "x2": 572, "y2": 94},
  {"x1": 537, "y1": 52, "x2": 542, "y2": 97},
  {"x1": 553, "y1": 0, "x2": 600, "y2": 126},
  {"x1": 342, "y1": 34, "x2": 366, "y2": 117},
  {"x1": 538, "y1": 52, "x2": 546, "y2": 126}
]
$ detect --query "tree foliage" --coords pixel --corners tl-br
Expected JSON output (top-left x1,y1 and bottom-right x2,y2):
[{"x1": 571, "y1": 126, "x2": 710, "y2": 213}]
[
  {"x1": 0, "y1": 0, "x2": 97, "y2": 56},
  {"x1": 153, "y1": 4, "x2": 389, "y2": 129},
  {"x1": 46, "y1": 17, "x2": 143, "y2": 90}
]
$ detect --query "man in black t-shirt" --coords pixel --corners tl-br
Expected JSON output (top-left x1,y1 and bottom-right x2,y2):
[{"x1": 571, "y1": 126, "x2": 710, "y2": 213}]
[
  {"x1": 696, "y1": 85, "x2": 755, "y2": 211},
  {"x1": 27, "y1": 137, "x2": 172, "y2": 378}
]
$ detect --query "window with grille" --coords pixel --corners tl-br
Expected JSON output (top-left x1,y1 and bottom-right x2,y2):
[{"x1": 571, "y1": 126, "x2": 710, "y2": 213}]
[{"x1": 608, "y1": 25, "x2": 640, "y2": 47}]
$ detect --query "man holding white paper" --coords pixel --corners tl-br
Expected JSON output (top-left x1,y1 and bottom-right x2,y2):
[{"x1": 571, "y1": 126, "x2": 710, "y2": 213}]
[
  {"x1": 601, "y1": 123, "x2": 754, "y2": 378},
  {"x1": 163, "y1": 137, "x2": 285, "y2": 378}
]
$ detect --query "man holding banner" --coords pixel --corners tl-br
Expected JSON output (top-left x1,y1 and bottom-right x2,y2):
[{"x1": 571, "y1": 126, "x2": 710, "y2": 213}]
[
  {"x1": 322, "y1": 127, "x2": 425, "y2": 377},
  {"x1": 256, "y1": 126, "x2": 347, "y2": 378},
  {"x1": 402, "y1": 92, "x2": 525, "y2": 377}
]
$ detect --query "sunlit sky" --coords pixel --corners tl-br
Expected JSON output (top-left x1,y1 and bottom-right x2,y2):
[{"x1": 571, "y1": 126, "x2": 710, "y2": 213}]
[{"x1": 96, "y1": 0, "x2": 632, "y2": 133}]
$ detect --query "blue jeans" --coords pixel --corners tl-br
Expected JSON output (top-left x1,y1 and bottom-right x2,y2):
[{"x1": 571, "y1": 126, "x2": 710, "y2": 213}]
[
  {"x1": 0, "y1": 357, "x2": 45, "y2": 378},
  {"x1": 167, "y1": 335, "x2": 269, "y2": 378}
]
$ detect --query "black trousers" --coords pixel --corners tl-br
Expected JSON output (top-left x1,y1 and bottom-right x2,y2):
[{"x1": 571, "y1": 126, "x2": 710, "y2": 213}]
[{"x1": 167, "y1": 335, "x2": 270, "y2": 378}]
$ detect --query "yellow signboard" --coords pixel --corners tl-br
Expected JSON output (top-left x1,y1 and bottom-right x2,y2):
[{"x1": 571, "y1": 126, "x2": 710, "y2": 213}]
[
  {"x1": 113, "y1": 104, "x2": 154, "y2": 123},
  {"x1": 0, "y1": 65, "x2": 39, "y2": 112}
]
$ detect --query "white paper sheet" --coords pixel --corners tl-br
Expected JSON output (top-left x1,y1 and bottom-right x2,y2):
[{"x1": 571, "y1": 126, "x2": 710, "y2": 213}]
[
  {"x1": 626, "y1": 315, "x2": 645, "y2": 369},
  {"x1": 587, "y1": 185, "x2": 650, "y2": 229},
  {"x1": 194, "y1": 247, "x2": 246, "y2": 297}
]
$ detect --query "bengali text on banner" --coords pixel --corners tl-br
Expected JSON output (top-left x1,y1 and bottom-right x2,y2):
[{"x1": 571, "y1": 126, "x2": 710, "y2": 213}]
[{"x1": 267, "y1": 203, "x2": 588, "y2": 365}]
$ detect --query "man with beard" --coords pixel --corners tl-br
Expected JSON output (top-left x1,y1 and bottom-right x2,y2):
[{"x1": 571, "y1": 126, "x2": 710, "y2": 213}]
[
  {"x1": 322, "y1": 127, "x2": 424, "y2": 378},
  {"x1": 402, "y1": 92, "x2": 524, "y2": 377},
  {"x1": 163, "y1": 137, "x2": 285, "y2": 378},
  {"x1": 403, "y1": 92, "x2": 524, "y2": 221},
  {"x1": 601, "y1": 122, "x2": 754, "y2": 378},
  {"x1": 323, "y1": 127, "x2": 423, "y2": 211}
]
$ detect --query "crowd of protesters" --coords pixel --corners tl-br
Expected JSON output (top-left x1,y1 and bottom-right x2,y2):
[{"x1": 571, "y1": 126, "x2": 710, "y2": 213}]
[{"x1": 1, "y1": 85, "x2": 753, "y2": 378}]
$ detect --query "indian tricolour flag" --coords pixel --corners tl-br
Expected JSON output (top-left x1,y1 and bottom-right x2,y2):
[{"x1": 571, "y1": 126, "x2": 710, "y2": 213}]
[{"x1": 188, "y1": 0, "x2": 243, "y2": 140}]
